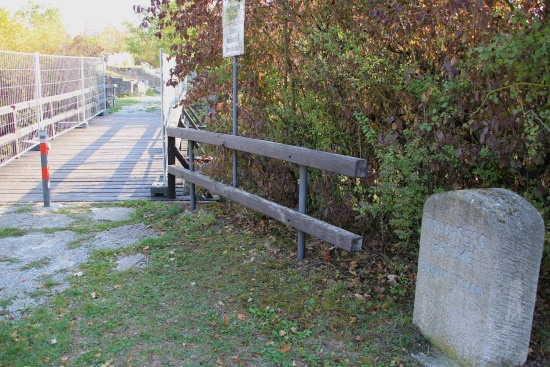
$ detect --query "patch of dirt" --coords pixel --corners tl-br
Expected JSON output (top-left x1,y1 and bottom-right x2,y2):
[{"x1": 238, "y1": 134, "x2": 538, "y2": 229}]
[{"x1": 0, "y1": 204, "x2": 158, "y2": 320}]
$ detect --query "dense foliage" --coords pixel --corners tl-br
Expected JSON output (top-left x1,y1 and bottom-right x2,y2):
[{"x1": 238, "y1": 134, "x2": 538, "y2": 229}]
[{"x1": 144, "y1": 1, "x2": 548, "y2": 258}]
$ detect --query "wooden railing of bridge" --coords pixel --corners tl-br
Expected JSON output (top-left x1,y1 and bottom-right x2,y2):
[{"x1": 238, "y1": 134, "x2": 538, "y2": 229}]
[{"x1": 167, "y1": 127, "x2": 366, "y2": 259}]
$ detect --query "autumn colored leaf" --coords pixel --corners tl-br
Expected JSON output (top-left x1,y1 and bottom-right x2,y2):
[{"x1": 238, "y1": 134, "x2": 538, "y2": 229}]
[{"x1": 277, "y1": 343, "x2": 291, "y2": 353}]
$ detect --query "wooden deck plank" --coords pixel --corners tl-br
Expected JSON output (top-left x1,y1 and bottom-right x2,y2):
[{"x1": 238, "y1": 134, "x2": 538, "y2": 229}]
[{"x1": 0, "y1": 97, "x2": 184, "y2": 203}]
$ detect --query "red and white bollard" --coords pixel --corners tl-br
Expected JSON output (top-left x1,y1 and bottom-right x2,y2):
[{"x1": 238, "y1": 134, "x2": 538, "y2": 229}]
[{"x1": 39, "y1": 130, "x2": 51, "y2": 207}]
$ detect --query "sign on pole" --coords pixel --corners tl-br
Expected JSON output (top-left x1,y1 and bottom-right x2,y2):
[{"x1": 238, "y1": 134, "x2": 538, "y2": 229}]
[{"x1": 223, "y1": 0, "x2": 245, "y2": 58}]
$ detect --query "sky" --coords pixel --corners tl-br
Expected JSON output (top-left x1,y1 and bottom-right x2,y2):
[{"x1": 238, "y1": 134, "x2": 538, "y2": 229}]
[{"x1": 0, "y1": 0, "x2": 150, "y2": 35}]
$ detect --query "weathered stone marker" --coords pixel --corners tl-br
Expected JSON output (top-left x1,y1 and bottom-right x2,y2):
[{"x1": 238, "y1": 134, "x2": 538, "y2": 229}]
[{"x1": 413, "y1": 189, "x2": 544, "y2": 367}]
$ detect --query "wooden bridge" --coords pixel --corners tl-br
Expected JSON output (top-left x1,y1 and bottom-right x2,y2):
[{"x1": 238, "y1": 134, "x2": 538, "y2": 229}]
[{"x1": 0, "y1": 97, "x2": 171, "y2": 203}]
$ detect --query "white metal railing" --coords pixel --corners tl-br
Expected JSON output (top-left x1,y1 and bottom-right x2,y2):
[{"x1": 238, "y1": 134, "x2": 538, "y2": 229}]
[
  {"x1": 0, "y1": 50, "x2": 107, "y2": 167},
  {"x1": 160, "y1": 49, "x2": 187, "y2": 181}
]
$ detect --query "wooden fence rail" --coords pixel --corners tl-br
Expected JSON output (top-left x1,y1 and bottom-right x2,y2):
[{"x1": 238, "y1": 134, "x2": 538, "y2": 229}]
[{"x1": 167, "y1": 127, "x2": 367, "y2": 257}]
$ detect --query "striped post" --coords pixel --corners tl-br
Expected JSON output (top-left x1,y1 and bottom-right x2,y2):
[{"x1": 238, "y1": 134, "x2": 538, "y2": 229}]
[{"x1": 39, "y1": 130, "x2": 51, "y2": 207}]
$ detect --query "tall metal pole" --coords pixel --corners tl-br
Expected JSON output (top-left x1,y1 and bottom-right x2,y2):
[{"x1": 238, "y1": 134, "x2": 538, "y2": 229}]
[
  {"x1": 232, "y1": 55, "x2": 238, "y2": 188},
  {"x1": 160, "y1": 48, "x2": 167, "y2": 182}
]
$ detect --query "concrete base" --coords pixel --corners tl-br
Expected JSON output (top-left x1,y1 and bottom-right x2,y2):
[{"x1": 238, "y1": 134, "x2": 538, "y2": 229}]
[{"x1": 150, "y1": 180, "x2": 168, "y2": 197}]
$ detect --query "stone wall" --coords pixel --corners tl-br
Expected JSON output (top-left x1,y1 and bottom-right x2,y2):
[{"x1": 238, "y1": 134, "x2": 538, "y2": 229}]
[{"x1": 107, "y1": 66, "x2": 161, "y2": 90}]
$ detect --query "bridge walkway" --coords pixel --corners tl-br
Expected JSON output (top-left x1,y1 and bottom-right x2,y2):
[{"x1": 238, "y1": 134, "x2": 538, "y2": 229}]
[{"x1": 0, "y1": 97, "x2": 175, "y2": 203}]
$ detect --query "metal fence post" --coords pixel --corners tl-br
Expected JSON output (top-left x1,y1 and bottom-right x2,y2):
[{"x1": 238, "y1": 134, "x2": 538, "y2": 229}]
[
  {"x1": 34, "y1": 53, "x2": 43, "y2": 131},
  {"x1": 297, "y1": 165, "x2": 308, "y2": 259},
  {"x1": 102, "y1": 55, "x2": 107, "y2": 112},
  {"x1": 189, "y1": 140, "x2": 196, "y2": 210},
  {"x1": 80, "y1": 55, "x2": 87, "y2": 126},
  {"x1": 39, "y1": 130, "x2": 51, "y2": 207}
]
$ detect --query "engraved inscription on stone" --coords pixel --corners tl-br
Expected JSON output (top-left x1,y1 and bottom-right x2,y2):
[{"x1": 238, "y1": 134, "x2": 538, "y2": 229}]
[{"x1": 413, "y1": 189, "x2": 544, "y2": 367}]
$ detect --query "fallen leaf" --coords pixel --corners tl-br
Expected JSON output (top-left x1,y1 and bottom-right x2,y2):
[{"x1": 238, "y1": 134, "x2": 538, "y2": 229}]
[
  {"x1": 168, "y1": 258, "x2": 176, "y2": 262},
  {"x1": 223, "y1": 316, "x2": 230, "y2": 325},
  {"x1": 168, "y1": 250, "x2": 176, "y2": 255},
  {"x1": 113, "y1": 284, "x2": 121, "y2": 289},
  {"x1": 91, "y1": 292, "x2": 97, "y2": 299},
  {"x1": 355, "y1": 336, "x2": 363, "y2": 341},
  {"x1": 141, "y1": 246, "x2": 150, "y2": 254},
  {"x1": 279, "y1": 330, "x2": 287, "y2": 337},
  {"x1": 60, "y1": 356, "x2": 69, "y2": 364},
  {"x1": 237, "y1": 313, "x2": 248, "y2": 321},
  {"x1": 190, "y1": 282, "x2": 196, "y2": 286},
  {"x1": 277, "y1": 343, "x2": 291, "y2": 353},
  {"x1": 247, "y1": 298, "x2": 253, "y2": 303},
  {"x1": 213, "y1": 334, "x2": 221, "y2": 339},
  {"x1": 94, "y1": 352, "x2": 102, "y2": 358},
  {"x1": 43, "y1": 357, "x2": 51, "y2": 363},
  {"x1": 350, "y1": 260, "x2": 359, "y2": 270},
  {"x1": 227, "y1": 298, "x2": 234, "y2": 303},
  {"x1": 230, "y1": 356, "x2": 240, "y2": 363},
  {"x1": 266, "y1": 340, "x2": 276, "y2": 346},
  {"x1": 37, "y1": 284, "x2": 44, "y2": 289},
  {"x1": 290, "y1": 327, "x2": 298, "y2": 334},
  {"x1": 51, "y1": 338, "x2": 57, "y2": 344}
]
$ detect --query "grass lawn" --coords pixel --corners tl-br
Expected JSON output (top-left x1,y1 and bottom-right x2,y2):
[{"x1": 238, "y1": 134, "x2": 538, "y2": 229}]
[
  {"x1": 0, "y1": 201, "x2": 547, "y2": 366},
  {"x1": 108, "y1": 97, "x2": 141, "y2": 114}
]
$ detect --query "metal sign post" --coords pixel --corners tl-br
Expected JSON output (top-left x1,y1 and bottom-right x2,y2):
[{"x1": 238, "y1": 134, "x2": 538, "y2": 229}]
[{"x1": 223, "y1": 0, "x2": 245, "y2": 188}]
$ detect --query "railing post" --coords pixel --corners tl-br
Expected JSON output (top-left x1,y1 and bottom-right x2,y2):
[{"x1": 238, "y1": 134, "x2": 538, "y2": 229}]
[
  {"x1": 160, "y1": 48, "x2": 167, "y2": 182},
  {"x1": 297, "y1": 165, "x2": 308, "y2": 259},
  {"x1": 39, "y1": 130, "x2": 51, "y2": 207},
  {"x1": 33, "y1": 53, "x2": 43, "y2": 131},
  {"x1": 167, "y1": 135, "x2": 176, "y2": 199},
  {"x1": 189, "y1": 140, "x2": 196, "y2": 210},
  {"x1": 102, "y1": 55, "x2": 107, "y2": 112},
  {"x1": 12, "y1": 109, "x2": 20, "y2": 156},
  {"x1": 80, "y1": 55, "x2": 87, "y2": 127}
]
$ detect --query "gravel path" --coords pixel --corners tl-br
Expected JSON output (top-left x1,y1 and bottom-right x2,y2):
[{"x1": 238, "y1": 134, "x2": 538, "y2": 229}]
[{"x1": 0, "y1": 203, "x2": 157, "y2": 320}]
